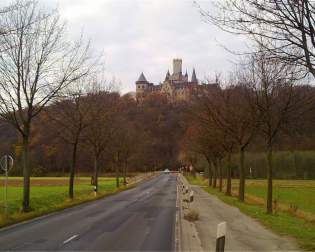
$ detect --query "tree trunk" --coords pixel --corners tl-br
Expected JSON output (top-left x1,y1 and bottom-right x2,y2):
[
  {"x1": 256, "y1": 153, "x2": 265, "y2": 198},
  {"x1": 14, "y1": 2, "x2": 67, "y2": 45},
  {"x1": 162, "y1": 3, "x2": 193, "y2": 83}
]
[
  {"x1": 206, "y1": 157, "x2": 212, "y2": 187},
  {"x1": 293, "y1": 150, "x2": 298, "y2": 179},
  {"x1": 94, "y1": 155, "x2": 99, "y2": 192},
  {"x1": 22, "y1": 134, "x2": 31, "y2": 212},
  {"x1": 219, "y1": 159, "x2": 223, "y2": 192},
  {"x1": 69, "y1": 143, "x2": 77, "y2": 199},
  {"x1": 208, "y1": 164, "x2": 213, "y2": 187},
  {"x1": 239, "y1": 147, "x2": 245, "y2": 202},
  {"x1": 115, "y1": 164, "x2": 120, "y2": 188},
  {"x1": 226, "y1": 152, "x2": 232, "y2": 196},
  {"x1": 212, "y1": 162, "x2": 217, "y2": 188},
  {"x1": 266, "y1": 145, "x2": 273, "y2": 214},
  {"x1": 123, "y1": 161, "x2": 127, "y2": 186}
]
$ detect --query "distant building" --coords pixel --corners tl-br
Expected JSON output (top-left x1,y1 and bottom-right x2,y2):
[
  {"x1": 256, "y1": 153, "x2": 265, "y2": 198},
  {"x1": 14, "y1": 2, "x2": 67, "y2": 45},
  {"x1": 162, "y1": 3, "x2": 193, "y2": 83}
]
[{"x1": 135, "y1": 59, "x2": 217, "y2": 102}]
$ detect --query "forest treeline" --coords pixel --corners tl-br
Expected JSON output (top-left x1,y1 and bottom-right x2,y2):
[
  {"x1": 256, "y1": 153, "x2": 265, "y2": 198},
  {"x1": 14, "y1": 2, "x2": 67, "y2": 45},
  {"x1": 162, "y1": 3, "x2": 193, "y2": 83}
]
[
  {"x1": 2, "y1": 82, "x2": 315, "y2": 181},
  {"x1": 2, "y1": 92, "x2": 188, "y2": 177}
]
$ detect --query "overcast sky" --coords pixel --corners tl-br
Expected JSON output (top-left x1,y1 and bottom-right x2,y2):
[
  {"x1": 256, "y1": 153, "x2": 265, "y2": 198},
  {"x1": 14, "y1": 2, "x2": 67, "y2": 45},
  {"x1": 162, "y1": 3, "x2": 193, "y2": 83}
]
[{"x1": 4, "y1": 0, "x2": 247, "y2": 93}]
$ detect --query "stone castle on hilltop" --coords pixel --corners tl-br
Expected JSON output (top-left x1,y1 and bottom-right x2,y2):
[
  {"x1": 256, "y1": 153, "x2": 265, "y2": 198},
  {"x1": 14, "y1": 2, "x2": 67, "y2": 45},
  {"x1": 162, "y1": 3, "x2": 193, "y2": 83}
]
[{"x1": 135, "y1": 59, "x2": 215, "y2": 102}]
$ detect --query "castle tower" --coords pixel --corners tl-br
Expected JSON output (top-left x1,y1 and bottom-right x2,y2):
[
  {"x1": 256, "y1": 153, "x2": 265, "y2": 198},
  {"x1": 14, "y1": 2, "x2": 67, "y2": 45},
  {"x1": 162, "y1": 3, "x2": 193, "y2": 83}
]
[
  {"x1": 173, "y1": 59, "x2": 182, "y2": 75},
  {"x1": 136, "y1": 72, "x2": 149, "y2": 99},
  {"x1": 171, "y1": 59, "x2": 183, "y2": 82}
]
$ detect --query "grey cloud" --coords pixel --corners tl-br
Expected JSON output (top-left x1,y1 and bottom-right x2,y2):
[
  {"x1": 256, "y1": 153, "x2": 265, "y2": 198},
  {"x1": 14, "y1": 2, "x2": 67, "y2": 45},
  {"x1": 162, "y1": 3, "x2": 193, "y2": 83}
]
[{"x1": 2, "y1": 0, "x2": 247, "y2": 93}]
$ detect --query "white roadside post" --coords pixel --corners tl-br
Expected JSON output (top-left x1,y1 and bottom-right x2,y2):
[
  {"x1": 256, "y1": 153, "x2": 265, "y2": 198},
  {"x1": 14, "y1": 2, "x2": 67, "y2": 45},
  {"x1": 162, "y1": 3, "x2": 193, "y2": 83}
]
[
  {"x1": 188, "y1": 190, "x2": 194, "y2": 209},
  {"x1": 0, "y1": 155, "x2": 14, "y2": 216},
  {"x1": 189, "y1": 190, "x2": 194, "y2": 203},
  {"x1": 93, "y1": 185, "x2": 97, "y2": 197},
  {"x1": 216, "y1": 222, "x2": 226, "y2": 252},
  {"x1": 185, "y1": 186, "x2": 189, "y2": 194}
]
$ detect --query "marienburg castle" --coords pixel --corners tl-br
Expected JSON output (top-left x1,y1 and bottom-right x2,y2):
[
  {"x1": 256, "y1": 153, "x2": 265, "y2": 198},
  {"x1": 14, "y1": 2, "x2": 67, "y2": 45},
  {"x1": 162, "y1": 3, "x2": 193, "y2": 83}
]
[{"x1": 135, "y1": 59, "x2": 216, "y2": 102}]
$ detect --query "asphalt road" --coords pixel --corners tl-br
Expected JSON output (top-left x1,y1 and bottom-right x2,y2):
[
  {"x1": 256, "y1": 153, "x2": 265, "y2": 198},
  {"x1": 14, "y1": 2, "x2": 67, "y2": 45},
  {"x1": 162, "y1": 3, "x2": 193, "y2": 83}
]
[{"x1": 0, "y1": 174, "x2": 177, "y2": 251}]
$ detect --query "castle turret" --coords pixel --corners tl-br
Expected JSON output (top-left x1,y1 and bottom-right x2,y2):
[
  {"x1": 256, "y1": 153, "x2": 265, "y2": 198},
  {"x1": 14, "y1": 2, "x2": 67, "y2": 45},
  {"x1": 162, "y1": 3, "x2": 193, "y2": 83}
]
[
  {"x1": 136, "y1": 72, "x2": 149, "y2": 99},
  {"x1": 191, "y1": 68, "x2": 198, "y2": 83}
]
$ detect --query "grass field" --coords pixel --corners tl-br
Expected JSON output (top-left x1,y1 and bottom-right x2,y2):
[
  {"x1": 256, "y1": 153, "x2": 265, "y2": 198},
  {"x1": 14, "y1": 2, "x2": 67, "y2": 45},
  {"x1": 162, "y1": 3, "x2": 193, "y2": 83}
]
[
  {"x1": 186, "y1": 176, "x2": 315, "y2": 250},
  {"x1": 232, "y1": 179, "x2": 315, "y2": 215},
  {"x1": 0, "y1": 176, "x2": 126, "y2": 227}
]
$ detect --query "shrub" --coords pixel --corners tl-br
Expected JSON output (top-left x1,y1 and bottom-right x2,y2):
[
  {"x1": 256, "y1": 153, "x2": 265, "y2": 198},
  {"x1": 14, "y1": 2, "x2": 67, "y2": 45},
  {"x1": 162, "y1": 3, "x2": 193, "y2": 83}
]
[
  {"x1": 288, "y1": 203, "x2": 299, "y2": 215},
  {"x1": 184, "y1": 209, "x2": 199, "y2": 222},
  {"x1": 32, "y1": 166, "x2": 46, "y2": 177}
]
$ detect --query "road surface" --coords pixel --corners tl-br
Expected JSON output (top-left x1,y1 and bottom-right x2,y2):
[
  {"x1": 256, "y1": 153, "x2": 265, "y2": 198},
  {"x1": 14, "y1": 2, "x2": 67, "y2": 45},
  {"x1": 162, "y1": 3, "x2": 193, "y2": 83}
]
[{"x1": 0, "y1": 174, "x2": 177, "y2": 251}]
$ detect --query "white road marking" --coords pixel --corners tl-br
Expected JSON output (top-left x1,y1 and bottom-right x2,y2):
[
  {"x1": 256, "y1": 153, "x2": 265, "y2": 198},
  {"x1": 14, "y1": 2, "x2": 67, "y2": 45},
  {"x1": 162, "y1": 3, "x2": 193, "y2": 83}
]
[{"x1": 63, "y1": 234, "x2": 79, "y2": 244}]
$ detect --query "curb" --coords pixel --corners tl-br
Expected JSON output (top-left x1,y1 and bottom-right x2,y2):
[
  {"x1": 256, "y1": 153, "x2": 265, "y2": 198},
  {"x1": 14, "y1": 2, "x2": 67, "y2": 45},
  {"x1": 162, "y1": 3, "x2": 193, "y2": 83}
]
[{"x1": 175, "y1": 174, "x2": 182, "y2": 251}]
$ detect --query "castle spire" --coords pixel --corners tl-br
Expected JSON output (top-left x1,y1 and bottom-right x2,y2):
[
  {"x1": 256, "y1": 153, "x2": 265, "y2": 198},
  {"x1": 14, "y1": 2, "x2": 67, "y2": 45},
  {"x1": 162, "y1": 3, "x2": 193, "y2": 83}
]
[
  {"x1": 137, "y1": 72, "x2": 148, "y2": 82},
  {"x1": 191, "y1": 68, "x2": 198, "y2": 83},
  {"x1": 185, "y1": 70, "x2": 188, "y2": 77},
  {"x1": 165, "y1": 70, "x2": 170, "y2": 81}
]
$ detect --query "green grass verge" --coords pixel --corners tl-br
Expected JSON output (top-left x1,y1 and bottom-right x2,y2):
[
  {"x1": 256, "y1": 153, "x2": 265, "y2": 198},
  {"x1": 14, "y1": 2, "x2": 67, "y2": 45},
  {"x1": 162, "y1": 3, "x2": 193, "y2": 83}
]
[
  {"x1": 231, "y1": 179, "x2": 315, "y2": 214},
  {"x1": 186, "y1": 176, "x2": 315, "y2": 251},
  {"x1": 0, "y1": 177, "x2": 129, "y2": 228}
]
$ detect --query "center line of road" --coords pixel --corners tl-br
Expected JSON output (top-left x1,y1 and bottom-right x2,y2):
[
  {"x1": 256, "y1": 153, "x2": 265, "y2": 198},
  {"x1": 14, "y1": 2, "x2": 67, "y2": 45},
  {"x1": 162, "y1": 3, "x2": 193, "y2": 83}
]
[{"x1": 63, "y1": 234, "x2": 79, "y2": 244}]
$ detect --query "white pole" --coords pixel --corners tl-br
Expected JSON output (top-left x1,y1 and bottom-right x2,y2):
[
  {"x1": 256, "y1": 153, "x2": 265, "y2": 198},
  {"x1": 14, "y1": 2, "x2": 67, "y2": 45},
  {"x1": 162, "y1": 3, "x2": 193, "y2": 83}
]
[
  {"x1": 216, "y1": 222, "x2": 226, "y2": 252},
  {"x1": 189, "y1": 190, "x2": 194, "y2": 202}
]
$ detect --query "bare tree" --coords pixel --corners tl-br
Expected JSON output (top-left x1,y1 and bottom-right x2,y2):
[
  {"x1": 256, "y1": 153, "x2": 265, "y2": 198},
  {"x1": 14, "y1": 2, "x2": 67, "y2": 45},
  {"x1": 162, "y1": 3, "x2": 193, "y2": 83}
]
[
  {"x1": 219, "y1": 129, "x2": 235, "y2": 196},
  {"x1": 48, "y1": 82, "x2": 90, "y2": 199},
  {"x1": 0, "y1": 1, "x2": 20, "y2": 36},
  {"x1": 181, "y1": 124, "x2": 222, "y2": 187},
  {"x1": 241, "y1": 52, "x2": 305, "y2": 213},
  {"x1": 84, "y1": 87, "x2": 119, "y2": 192},
  {"x1": 197, "y1": 0, "x2": 315, "y2": 77},
  {"x1": 111, "y1": 95, "x2": 139, "y2": 185},
  {"x1": 194, "y1": 81, "x2": 258, "y2": 202},
  {"x1": 204, "y1": 86, "x2": 235, "y2": 195},
  {"x1": 0, "y1": 1, "x2": 93, "y2": 211},
  {"x1": 198, "y1": 124, "x2": 225, "y2": 190}
]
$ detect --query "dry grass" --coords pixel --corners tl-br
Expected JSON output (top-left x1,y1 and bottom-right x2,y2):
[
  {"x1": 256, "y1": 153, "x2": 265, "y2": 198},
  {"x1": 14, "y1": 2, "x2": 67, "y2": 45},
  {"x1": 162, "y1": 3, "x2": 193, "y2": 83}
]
[
  {"x1": 230, "y1": 179, "x2": 315, "y2": 222},
  {"x1": 0, "y1": 177, "x2": 115, "y2": 187},
  {"x1": 184, "y1": 209, "x2": 199, "y2": 222}
]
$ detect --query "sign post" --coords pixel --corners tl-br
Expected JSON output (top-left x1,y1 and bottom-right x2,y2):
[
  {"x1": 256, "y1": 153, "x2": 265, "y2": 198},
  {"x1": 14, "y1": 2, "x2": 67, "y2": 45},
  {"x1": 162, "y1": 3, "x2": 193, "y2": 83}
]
[
  {"x1": 216, "y1": 222, "x2": 226, "y2": 252},
  {"x1": 0, "y1": 155, "x2": 13, "y2": 215}
]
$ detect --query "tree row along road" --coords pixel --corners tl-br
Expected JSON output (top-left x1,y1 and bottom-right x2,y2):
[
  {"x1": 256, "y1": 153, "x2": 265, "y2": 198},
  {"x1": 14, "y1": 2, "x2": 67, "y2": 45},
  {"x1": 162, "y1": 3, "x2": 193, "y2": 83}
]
[{"x1": 0, "y1": 174, "x2": 177, "y2": 251}]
